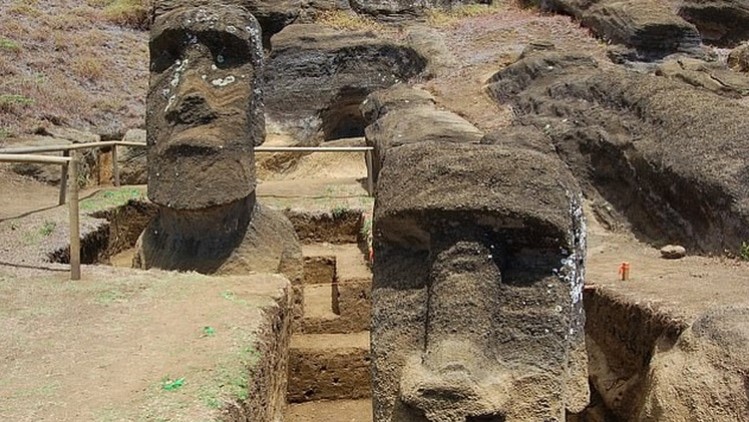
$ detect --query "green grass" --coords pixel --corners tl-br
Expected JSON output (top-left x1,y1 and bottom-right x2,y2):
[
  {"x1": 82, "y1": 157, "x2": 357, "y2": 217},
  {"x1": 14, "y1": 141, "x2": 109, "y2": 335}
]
[
  {"x1": 0, "y1": 37, "x2": 21, "y2": 53},
  {"x1": 79, "y1": 187, "x2": 146, "y2": 212},
  {"x1": 740, "y1": 241, "x2": 749, "y2": 261},
  {"x1": 0, "y1": 94, "x2": 34, "y2": 113},
  {"x1": 39, "y1": 220, "x2": 56, "y2": 237}
]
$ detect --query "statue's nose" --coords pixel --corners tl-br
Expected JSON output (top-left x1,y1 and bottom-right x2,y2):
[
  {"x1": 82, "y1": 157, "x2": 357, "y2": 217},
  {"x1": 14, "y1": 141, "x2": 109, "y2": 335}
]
[
  {"x1": 165, "y1": 92, "x2": 217, "y2": 125},
  {"x1": 399, "y1": 342, "x2": 508, "y2": 422}
]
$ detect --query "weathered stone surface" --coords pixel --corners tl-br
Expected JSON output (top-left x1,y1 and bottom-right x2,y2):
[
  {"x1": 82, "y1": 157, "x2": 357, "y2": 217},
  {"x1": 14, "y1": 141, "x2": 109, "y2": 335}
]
[
  {"x1": 153, "y1": 0, "x2": 301, "y2": 45},
  {"x1": 660, "y1": 244, "x2": 687, "y2": 259},
  {"x1": 679, "y1": 0, "x2": 749, "y2": 46},
  {"x1": 405, "y1": 25, "x2": 458, "y2": 78},
  {"x1": 116, "y1": 129, "x2": 147, "y2": 185},
  {"x1": 363, "y1": 85, "x2": 482, "y2": 184},
  {"x1": 264, "y1": 24, "x2": 426, "y2": 143},
  {"x1": 543, "y1": 0, "x2": 700, "y2": 58},
  {"x1": 147, "y1": 5, "x2": 264, "y2": 210},
  {"x1": 10, "y1": 135, "x2": 98, "y2": 187},
  {"x1": 372, "y1": 141, "x2": 588, "y2": 421},
  {"x1": 656, "y1": 57, "x2": 749, "y2": 97},
  {"x1": 487, "y1": 49, "x2": 749, "y2": 254},
  {"x1": 350, "y1": 0, "x2": 492, "y2": 19},
  {"x1": 581, "y1": 0, "x2": 701, "y2": 58},
  {"x1": 638, "y1": 305, "x2": 749, "y2": 421},
  {"x1": 360, "y1": 83, "x2": 436, "y2": 124},
  {"x1": 728, "y1": 42, "x2": 749, "y2": 71},
  {"x1": 37, "y1": 125, "x2": 101, "y2": 144}
]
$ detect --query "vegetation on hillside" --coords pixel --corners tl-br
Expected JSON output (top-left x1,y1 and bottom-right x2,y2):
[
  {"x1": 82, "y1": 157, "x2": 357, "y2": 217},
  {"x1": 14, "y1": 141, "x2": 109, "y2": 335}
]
[{"x1": 0, "y1": 0, "x2": 150, "y2": 144}]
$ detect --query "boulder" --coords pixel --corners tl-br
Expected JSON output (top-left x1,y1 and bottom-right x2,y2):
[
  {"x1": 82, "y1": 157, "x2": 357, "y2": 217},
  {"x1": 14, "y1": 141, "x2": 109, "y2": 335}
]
[
  {"x1": 486, "y1": 49, "x2": 749, "y2": 254},
  {"x1": 660, "y1": 244, "x2": 687, "y2": 259},
  {"x1": 263, "y1": 24, "x2": 426, "y2": 143},
  {"x1": 372, "y1": 141, "x2": 588, "y2": 421},
  {"x1": 728, "y1": 43, "x2": 749, "y2": 72},
  {"x1": 656, "y1": 57, "x2": 749, "y2": 98},
  {"x1": 679, "y1": 0, "x2": 749, "y2": 46}
]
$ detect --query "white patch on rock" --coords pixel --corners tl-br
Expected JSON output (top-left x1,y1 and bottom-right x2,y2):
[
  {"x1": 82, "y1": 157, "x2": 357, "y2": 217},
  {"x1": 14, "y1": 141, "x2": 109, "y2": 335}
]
[{"x1": 211, "y1": 75, "x2": 236, "y2": 87}]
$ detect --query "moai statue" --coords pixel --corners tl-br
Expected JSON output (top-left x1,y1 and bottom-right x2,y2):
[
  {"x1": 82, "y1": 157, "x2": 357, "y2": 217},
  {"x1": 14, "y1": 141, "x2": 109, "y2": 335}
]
[
  {"x1": 136, "y1": 4, "x2": 303, "y2": 317},
  {"x1": 371, "y1": 141, "x2": 589, "y2": 421}
]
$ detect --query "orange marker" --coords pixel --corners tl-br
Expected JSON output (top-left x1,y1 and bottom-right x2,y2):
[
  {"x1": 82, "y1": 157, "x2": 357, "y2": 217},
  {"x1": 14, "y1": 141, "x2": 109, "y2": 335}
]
[{"x1": 618, "y1": 262, "x2": 630, "y2": 281}]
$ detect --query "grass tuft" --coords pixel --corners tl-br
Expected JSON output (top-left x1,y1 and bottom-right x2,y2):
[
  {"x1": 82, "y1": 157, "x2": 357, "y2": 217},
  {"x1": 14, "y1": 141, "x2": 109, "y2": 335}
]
[
  {"x1": 426, "y1": 3, "x2": 504, "y2": 27},
  {"x1": 314, "y1": 10, "x2": 384, "y2": 32},
  {"x1": 0, "y1": 37, "x2": 21, "y2": 53},
  {"x1": 0, "y1": 95, "x2": 34, "y2": 113},
  {"x1": 102, "y1": 0, "x2": 151, "y2": 29},
  {"x1": 740, "y1": 241, "x2": 749, "y2": 261}
]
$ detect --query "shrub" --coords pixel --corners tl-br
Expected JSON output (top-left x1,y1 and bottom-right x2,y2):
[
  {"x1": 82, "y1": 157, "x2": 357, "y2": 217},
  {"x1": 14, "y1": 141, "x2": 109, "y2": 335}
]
[{"x1": 740, "y1": 241, "x2": 749, "y2": 261}]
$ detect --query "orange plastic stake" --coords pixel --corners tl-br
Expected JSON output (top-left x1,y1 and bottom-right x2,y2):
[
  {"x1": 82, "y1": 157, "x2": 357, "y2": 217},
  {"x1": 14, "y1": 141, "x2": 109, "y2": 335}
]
[{"x1": 618, "y1": 262, "x2": 630, "y2": 281}]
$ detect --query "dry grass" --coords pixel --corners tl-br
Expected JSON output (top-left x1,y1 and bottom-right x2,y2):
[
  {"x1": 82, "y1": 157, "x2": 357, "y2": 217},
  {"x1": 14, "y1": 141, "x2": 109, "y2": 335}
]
[
  {"x1": 102, "y1": 0, "x2": 152, "y2": 29},
  {"x1": 0, "y1": 0, "x2": 148, "y2": 143},
  {"x1": 314, "y1": 10, "x2": 385, "y2": 33},
  {"x1": 426, "y1": 2, "x2": 507, "y2": 27}
]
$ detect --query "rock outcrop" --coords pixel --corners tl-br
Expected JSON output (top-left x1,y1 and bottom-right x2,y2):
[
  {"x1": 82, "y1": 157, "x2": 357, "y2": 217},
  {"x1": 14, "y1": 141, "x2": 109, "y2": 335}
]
[
  {"x1": 487, "y1": 48, "x2": 749, "y2": 254},
  {"x1": 679, "y1": 0, "x2": 749, "y2": 46},
  {"x1": 372, "y1": 140, "x2": 589, "y2": 421},
  {"x1": 264, "y1": 24, "x2": 426, "y2": 143}
]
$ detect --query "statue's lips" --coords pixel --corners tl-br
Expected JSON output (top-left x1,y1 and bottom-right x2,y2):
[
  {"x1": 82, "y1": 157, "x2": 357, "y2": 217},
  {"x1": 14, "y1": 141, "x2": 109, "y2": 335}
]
[{"x1": 155, "y1": 129, "x2": 246, "y2": 158}]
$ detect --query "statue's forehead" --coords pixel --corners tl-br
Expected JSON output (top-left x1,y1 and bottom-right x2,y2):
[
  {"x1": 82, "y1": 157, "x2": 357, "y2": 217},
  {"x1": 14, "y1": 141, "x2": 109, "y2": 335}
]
[{"x1": 150, "y1": 6, "x2": 260, "y2": 53}]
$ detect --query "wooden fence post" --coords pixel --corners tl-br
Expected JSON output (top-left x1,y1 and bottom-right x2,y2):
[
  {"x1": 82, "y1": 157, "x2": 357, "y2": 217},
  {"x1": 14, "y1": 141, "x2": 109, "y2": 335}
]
[
  {"x1": 365, "y1": 150, "x2": 374, "y2": 197},
  {"x1": 112, "y1": 144, "x2": 120, "y2": 187},
  {"x1": 68, "y1": 152, "x2": 81, "y2": 281},
  {"x1": 58, "y1": 150, "x2": 69, "y2": 205}
]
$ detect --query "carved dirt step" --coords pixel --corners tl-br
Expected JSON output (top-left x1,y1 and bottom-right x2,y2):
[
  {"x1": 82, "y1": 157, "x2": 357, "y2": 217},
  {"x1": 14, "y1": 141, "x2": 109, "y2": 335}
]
[
  {"x1": 284, "y1": 399, "x2": 373, "y2": 422},
  {"x1": 287, "y1": 332, "x2": 372, "y2": 403}
]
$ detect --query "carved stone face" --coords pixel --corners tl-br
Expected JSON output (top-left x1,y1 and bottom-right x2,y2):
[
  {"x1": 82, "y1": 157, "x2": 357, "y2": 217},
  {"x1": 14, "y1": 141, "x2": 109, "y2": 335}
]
[
  {"x1": 147, "y1": 6, "x2": 264, "y2": 210},
  {"x1": 372, "y1": 142, "x2": 589, "y2": 422}
]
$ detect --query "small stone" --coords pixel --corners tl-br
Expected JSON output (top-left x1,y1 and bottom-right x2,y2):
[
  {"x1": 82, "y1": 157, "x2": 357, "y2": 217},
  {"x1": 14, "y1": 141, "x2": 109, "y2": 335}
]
[{"x1": 660, "y1": 245, "x2": 686, "y2": 259}]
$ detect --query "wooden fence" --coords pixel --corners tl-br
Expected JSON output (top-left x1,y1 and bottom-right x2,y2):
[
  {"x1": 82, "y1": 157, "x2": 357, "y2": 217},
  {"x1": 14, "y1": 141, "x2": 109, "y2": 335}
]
[{"x1": 0, "y1": 141, "x2": 375, "y2": 281}]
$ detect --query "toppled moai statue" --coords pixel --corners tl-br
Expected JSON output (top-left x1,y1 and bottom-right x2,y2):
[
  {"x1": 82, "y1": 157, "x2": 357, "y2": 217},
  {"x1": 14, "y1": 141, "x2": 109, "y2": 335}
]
[
  {"x1": 136, "y1": 4, "x2": 303, "y2": 316},
  {"x1": 371, "y1": 141, "x2": 589, "y2": 421},
  {"x1": 638, "y1": 305, "x2": 749, "y2": 421},
  {"x1": 486, "y1": 47, "x2": 749, "y2": 254}
]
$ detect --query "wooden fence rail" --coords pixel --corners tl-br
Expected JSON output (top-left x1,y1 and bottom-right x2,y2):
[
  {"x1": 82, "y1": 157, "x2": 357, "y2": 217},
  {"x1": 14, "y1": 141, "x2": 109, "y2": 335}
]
[
  {"x1": 0, "y1": 142, "x2": 376, "y2": 196},
  {"x1": 0, "y1": 153, "x2": 80, "y2": 281},
  {"x1": 0, "y1": 142, "x2": 376, "y2": 281}
]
